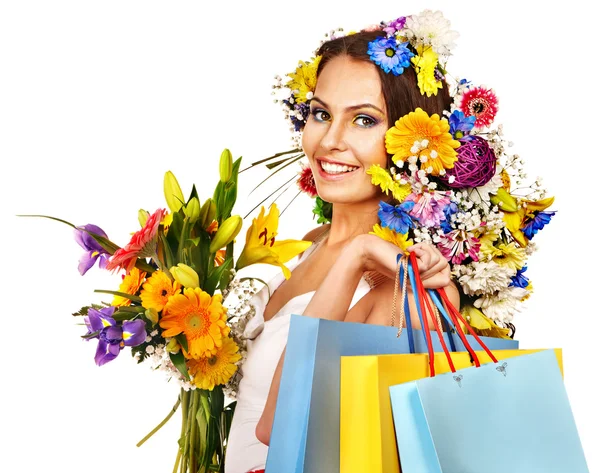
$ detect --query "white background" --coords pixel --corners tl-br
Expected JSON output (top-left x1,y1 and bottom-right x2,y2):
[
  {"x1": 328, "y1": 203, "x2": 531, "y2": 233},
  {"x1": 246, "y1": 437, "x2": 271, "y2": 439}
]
[{"x1": 1, "y1": 1, "x2": 598, "y2": 471}]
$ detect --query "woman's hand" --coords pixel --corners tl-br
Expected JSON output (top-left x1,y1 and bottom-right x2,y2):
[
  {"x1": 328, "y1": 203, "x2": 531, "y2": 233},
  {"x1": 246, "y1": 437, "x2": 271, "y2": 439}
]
[{"x1": 356, "y1": 234, "x2": 451, "y2": 289}]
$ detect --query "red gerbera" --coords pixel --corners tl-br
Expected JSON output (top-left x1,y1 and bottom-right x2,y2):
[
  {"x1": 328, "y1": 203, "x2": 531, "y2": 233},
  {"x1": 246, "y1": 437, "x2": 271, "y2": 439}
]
[
  {"x1": 459, "y1": 86, "x2": 499, "y2": 129},
  {"x1": 106, "y1": 208, "x2": 166, "y2": 274},
  {"x1": 297, "y1": 162, "x2": 317, "y2": 197}
]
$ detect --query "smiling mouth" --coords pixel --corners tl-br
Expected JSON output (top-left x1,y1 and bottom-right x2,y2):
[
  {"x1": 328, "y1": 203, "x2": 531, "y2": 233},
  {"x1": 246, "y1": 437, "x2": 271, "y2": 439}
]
[{"x1": 318, "y1": 160, "x2": 360, "y2": 175}]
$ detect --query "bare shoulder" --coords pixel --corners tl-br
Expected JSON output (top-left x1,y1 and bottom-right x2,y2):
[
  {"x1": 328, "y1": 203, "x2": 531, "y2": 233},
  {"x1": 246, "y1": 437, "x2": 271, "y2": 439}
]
[{"x1": 297, "y1": 224, "x2": 331, "y2": 259}]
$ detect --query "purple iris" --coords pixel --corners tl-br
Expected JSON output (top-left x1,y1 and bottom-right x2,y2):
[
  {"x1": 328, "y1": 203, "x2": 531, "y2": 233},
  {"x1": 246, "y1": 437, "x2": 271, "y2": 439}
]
[
  {"x1": 440, "y1": 202, "x2": 459, "y2": 233},
  {"x1": 367, "y1": 37, "x2": 414, "y2": 76},
  {"x1": 510, "y1": 266, "x2": 529, "y2": 288},
  {"x1": 522, "y1": 211, "x2": 556, "y2": 240},
  {"x1": 378, "y1": 200, "x2": 416, "y2": 234},
  {"x1": 74, "y1": 224, "x2": 111, "y2": 275},
  {"x1": 448, "y1": 110, "x2": 476, "y2": 139},
  {"x1": 84, "y1": 306, "x2": 147, "y2": 366}
]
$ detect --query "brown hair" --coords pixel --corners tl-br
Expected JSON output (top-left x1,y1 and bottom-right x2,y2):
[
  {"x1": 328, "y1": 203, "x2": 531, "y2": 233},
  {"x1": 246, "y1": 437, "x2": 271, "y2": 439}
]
[{"x1": 315, "y1": 30, "x2": 452, "y2": 127}]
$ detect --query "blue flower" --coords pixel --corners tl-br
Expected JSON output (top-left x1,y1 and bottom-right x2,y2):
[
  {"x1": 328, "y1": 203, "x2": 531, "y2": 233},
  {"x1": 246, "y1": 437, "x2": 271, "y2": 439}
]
[
  {"x1": 367, "y1": 38, "x2": 414, "y2": 76},
  {"x1": 440, "y1": 202, "x2": 459, "y2": 233},
  {"x1": 448, "y1": 110, "x2": 476, "y2": 139},
  {"x1": 522, "y1": 211, "x2": 556, "y2": 240},
  {"x1": 378, "y1": 200, "x2": 416, "y2": 234},
  {"x1": 510, "y1": 266, "x2": 529, "y2": 288}
]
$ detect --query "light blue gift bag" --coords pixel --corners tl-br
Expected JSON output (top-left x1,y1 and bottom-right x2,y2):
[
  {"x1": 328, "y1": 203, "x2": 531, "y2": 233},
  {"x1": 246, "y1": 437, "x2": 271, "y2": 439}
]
[
  {"x1": 264, "y1": 314, "x2": 519, "y2": 473},
  {"x1": 390, "y1": 349, "x2": 589, "y2": 473}
]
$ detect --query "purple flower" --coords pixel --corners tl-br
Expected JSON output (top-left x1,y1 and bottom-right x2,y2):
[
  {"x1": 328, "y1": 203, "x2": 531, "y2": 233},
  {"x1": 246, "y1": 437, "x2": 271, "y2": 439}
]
[
  {"x1": 367, "y1": 37, "x2": 414, "y2": 76},
  {"x1": 382, "y1": 17, "x2": 406, "y2": 35},
  {"x1": 440, "y1": 202, "x2": 459, "y2": 233},
  {"x1": 510, "y1": 266, "x2": 529, "y2": 288},
  {"x1": 448, "y1": 110, "x2": 476, "y2": 139},
  {"x1": 74, "y1": 224, "x2": 111, "y2": 275},
  {"x1": 378, "y1": 200, "x2": 416, "y2": 234},
  {"x1": 405, "y1": 191, "x2": 452, "y2": 227},
  {"x1": 84, "y1": 306, "x2": 147, "y2": 366},
  {"x1": 522, "y1": 211, "x2": 555, "y2": 239}
]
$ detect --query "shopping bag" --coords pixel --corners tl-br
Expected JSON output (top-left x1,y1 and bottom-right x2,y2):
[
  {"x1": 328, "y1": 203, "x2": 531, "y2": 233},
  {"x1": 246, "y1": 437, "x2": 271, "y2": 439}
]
[
  {"x1": 340, "y1": 348, "x2": 563, "y2": 473},
  {"x1": 265, "y1": 253, "x2": 518, "y2": 473},
  {"x1": 389, "y1": 349, "x2": 589, "y2": 472}
]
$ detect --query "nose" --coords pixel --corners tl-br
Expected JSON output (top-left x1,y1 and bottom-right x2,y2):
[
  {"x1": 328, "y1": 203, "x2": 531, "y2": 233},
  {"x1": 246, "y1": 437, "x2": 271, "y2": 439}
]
[{"x1": 319, "y1": 119, "x2": 348, "y2": 152}]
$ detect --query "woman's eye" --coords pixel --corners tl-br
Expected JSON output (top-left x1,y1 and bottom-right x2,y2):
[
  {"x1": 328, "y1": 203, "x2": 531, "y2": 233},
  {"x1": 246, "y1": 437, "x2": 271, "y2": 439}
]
[
  {"x1": 310, "y1": 109, "x2": 330, "y2": 122},
  {"x1": 354, "y1": 115, "x2": 377, "y2": 128}
]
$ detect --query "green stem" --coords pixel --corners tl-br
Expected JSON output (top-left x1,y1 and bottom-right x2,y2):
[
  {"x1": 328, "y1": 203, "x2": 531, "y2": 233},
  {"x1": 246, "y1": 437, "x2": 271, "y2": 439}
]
[
  {"x1": 180, "y1": 389, "x2": 191, "y2": 473},
  {"x1": 172, "y1": 447, "x2": 182, "y2": 473},
  {"x1": 137, "y1": 396, "x2": 181, "y2": 447},
  {"x1": 189, "y1": 390, "x2": 200, "y2": 472}
]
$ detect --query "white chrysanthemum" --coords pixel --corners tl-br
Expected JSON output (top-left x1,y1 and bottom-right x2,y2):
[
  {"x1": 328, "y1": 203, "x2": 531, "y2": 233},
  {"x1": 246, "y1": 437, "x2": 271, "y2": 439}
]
[
  {"x1": 455, "y1": 260, "x2": 514, "y2": 296},
  {"x1": 403, "y1": 9, "x2": 459, "y2": 56},
  {"x1": 474, "y1": 286, "x2": 528, "y2": 323},
  {"x1": 467, "y1": 166, "x2": 503, "y2": 204}
]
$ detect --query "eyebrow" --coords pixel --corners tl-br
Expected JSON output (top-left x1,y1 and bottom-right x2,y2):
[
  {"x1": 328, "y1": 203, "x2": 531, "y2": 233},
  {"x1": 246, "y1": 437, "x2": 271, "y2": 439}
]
[{"x1": 311, "y1": 96, "x2": 385, "y2": 115}]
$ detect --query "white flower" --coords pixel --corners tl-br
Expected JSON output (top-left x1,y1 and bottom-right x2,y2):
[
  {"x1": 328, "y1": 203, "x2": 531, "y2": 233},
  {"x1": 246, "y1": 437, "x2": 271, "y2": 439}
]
[
  {"x1": 403, "y1": 10, "x2": 459, "y2": 56},
  {"x1": 467, "y1": 166, "x2": 503, "y2": 204},
  {"x1": 474, "y1": 286, "x2": 528, "y2": 323},
  {"x1": 455, "y1": 260, "x2": 514, "y2": 296}
]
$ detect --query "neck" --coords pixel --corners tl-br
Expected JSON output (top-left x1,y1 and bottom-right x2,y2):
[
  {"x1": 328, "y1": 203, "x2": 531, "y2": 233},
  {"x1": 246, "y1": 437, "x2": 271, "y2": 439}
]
[{"x1": 325, "y1": 196, "x2": 382, "y2": 248}]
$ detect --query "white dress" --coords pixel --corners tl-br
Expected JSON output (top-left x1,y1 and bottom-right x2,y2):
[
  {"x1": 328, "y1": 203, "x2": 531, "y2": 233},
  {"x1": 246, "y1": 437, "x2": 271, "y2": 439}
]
[{"x1": 224, "y1": 231, "x2": 373, "y2": 473}]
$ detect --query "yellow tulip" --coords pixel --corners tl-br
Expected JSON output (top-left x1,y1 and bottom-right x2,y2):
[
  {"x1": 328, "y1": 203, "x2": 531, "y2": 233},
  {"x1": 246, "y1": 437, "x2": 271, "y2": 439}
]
[
  {"x1": 138, "y1": 209, "x2": 149, "y2": 227},
  {"x1": 164, "y1": 171, "x2": 185, "y2": 213},
  {"x1": 166, "y1": 338, "x2": 181, "y2": 354},
  {"x1": 170, "y1": 263, "x2": 200, "y2": 289},
  {"x1": 209, "y1": 215, "x2": 242, "y2": 253},
  {"x1": 236, "y1": 204, "x2": 313, "y2": 279},
  {"x1": 184, "y1": 197, "x2": 201, "y2": 223}
]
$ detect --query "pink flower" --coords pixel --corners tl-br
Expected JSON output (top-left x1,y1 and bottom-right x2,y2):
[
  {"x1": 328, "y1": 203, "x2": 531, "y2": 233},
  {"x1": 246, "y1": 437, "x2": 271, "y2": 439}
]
[
  {"x1": 406, "y1": 191, "x2": 451, "y2": 227},
  {"x1": 106, "y1": 208, "x2": 166, "y2": 274},
  {"x1": 459, "y1": 86, "x2": 499, "y2": 129},
  {"x1": 297, "y1": 162, "x2": 318, "y2": 197},
  {"x1": 438, "y1": 229, "x2": 481, "y2": 264}
]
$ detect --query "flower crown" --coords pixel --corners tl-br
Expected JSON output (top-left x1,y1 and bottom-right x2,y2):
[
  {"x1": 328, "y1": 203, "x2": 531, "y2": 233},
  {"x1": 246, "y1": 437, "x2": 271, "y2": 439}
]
[{"x1": 270, "y1": 10, "x2": 555, "y2": 335}]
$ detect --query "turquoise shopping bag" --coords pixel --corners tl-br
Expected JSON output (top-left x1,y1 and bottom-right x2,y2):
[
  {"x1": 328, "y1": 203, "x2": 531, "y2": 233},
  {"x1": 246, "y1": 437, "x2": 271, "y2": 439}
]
[{"x1": 390, "y1": 349, "x2": 589, "y2": 472}]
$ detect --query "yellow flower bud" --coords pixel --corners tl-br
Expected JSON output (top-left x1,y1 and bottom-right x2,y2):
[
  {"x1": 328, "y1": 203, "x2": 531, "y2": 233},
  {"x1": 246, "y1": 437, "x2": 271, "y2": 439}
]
[
  {"x1": 166, "y1": 338, "x2": 181, "y2": 354},
  {"x1": 184, "y1": 197, "x2": 201, "y2": 223},
  {"x1": 209, "y1": 215, "x2": 242, "y2": 253},
  {"x1": 219, "y1": 148, "x2": 233, "y2": 183},
  {"x1": 170, "y1": 263, "x2": 200, "y2": 288},
  {"x1": 201, "y1": 199, "x2": 217, "y2": 229},
  {"x1": 145, "y1": 307, "x2": 159, "y2": 326},
  {"x1": 138, "y1": 209, "x2": 149, "y2": 227},
  {"x1": 164, "y1": 171, "x2": 185, "y2": 213}
]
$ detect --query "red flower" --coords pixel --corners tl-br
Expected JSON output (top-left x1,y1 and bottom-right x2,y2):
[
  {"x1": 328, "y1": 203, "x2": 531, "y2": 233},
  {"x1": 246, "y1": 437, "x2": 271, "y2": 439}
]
[
  {"x1": 106, "y1": 208, "x2": 166, "y2": 274},
  {"x1": 460, "y1": 86, "x2": 498, "y2": 128},
  {"x1": 297, "y1": 162, "x2": 317, "y2": 197}
]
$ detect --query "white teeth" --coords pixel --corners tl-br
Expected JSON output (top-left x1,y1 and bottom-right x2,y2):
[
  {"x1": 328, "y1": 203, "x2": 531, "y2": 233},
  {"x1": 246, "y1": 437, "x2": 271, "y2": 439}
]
[{"x1": 321, "y1": 161, "x2": 358, "y2": 174}]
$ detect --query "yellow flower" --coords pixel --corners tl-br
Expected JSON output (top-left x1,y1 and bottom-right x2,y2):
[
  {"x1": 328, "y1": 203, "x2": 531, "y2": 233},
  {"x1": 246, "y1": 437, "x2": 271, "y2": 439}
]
[
  {"x1": 385, "y1": 108, "x2": 460, "y2": 176},
  {"x1": 462, "y1": 305, "x2": 512, "y2": 339},
  {"x1": 236, "y1": 204, "x2": 312, "y2": 279},
  {"x1": 187, "y1": 336, "x2": 241, "y2": 390},
  {"x1": 112, "y1": 267, "x2": 146, "y2": 307},
  {"x1": 160, "y1": 288, "x2": 229, "y2": 359},
  {"x1": 488, "y1": 242, "x2": 527, "y2": 271},
  {"x1": 140, "y1": 270, "x2": 181, "y2": 312},
  {"x1": 369, "y1": 224, "x2": 414, "y2": 253},
  {"x1": 521, "y1": 281, "x2": 534, "y2": 301},
  {"x1": 366, "y1": 164, "x2": 411, "y2": 202},
  {"x1": 411, "y1": 46, "x2": 442, "y2": 97},
  {"x1": 164, "y1": 171, "x2": 185, "y2": 213},
  {"x1": 502, "y1": 196, "x2": 555, "y2": 247},
  {"x1": 285, "y1": 56, "x2": 322, "y2": 103},
  {"x1": 170, "y1": 263, "x2": 200, "y2": 289}
]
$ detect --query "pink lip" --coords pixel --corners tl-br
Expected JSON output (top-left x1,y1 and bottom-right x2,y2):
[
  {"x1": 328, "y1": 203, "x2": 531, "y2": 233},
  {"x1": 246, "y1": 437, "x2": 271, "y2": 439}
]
[
  {"x1": 315, "y1": 158, "x2": 360, "y2": 181},
  {"x1": 316, "y1": 157, "x2": 357, "y2": 166}
]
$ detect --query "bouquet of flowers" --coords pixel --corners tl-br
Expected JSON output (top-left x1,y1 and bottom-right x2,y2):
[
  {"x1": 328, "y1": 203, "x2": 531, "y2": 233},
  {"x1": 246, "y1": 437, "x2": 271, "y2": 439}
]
[
  {"x1": 260, "y1": 9, "x2": 555, "y2": 337},
  {"x1": 22, "y1": 149, "x2": 311, "y2": 472}
]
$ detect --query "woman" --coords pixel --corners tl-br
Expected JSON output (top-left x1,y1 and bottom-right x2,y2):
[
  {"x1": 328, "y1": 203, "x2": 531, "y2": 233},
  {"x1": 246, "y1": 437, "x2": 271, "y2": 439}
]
[{"x1": 225, "y1": 20, "x2": 461, "y2": 473}]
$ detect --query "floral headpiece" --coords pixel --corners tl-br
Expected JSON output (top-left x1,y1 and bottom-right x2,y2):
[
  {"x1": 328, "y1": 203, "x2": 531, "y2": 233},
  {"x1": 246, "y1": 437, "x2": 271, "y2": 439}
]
[{"x1": 269, "y1": 10, "x2": 555, "y2": 335}]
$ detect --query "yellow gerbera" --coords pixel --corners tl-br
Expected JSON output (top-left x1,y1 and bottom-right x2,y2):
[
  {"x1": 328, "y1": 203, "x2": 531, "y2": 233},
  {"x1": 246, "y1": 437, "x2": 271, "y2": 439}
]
[
  {"x1": 112, "y1": 267, "x2": 146, "y2": 307},
  {"x1": 411, "y1": 46, "x2": 442, "y2": 97},
  {"x1": 366, "y1": 164, "x2": 411, "y2": 202},
  {"x1": 140, "y1": 270, "x2": 181, "y2": 312},
  {"x1": 385, "y1": 107, "x2": 460, "y2": 176},
  {"x1": 285, "y1": 56, "x2": 322, "y2": 103},
  {"x1": 488, "y1": 242, "x2": 527, "y2": 271},
  {"x1": 187, "y1": 336, "x2": 241, "y2": 391},
  {"x1": 160, "y1": 288, "x2": 229, "y2": 359},
  {"x1": 369, "y1": 224, "x2": 414, "y2": 254}
]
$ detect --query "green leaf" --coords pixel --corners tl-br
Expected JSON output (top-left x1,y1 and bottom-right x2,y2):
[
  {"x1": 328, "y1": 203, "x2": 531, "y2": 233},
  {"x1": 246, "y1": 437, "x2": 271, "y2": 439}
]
[
  {"x1": 165, "y1": 210, "x2": 184, "y2": 257},
  {"x1": 93, "y1": 290, "x2": 142, "y2": 303},
  {"x1": 169, "y1": 351, "x2": 190, "y2": 380},
  {"x1": 238, "y1": 148, "x2": 301, "y2": 173},
  {"x1": 112, "y1": 310, "x2": 143, "y2": 322},
  {"x1": 189, "y1": 231, "x2": 210, "y2": 287},
  {"x1": 248, "y1": 153, "x2": 303, "y2": 195},
  {"x1": 158, "y1": 231, "x2": 174, "y2": 270},
  {"x1": 205, "y1": 257, "x2": 233, "y2": 296},
  {"x1": 188, "y1": 184, "x2": 199, "y2": 202},
  {"x1": 81, "y1": 330, "x2": 100, "y2": 339},
  {"x1": 243, "y1": 173, "x2": 297, "y2": 219},
  {"x1": 175, "y1": 333, "x2": 189, "y2": 353}
]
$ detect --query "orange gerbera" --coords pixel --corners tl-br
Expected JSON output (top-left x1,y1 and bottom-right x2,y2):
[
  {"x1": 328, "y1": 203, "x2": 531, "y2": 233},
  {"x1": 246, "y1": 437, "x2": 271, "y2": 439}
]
[
  {"x1": 160, "y1": 288, "x2": 229, "y2": 359},
  {"x1": 112, "y1": 267, "x2": 146, "y2": 307},
  {"x1": 385, "y1": 107, "x2": 460, "y2": 176},
  {"x1": 140, "y1": 270, "x2": 181, "y2": 312},
  {"x1": 187, "y1": 336, "x2": 241, "y2": 390}
]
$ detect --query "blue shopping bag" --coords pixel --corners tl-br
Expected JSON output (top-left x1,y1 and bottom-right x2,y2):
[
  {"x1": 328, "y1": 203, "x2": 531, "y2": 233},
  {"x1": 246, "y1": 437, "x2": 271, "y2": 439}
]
[
  {"x1": 264, "y1": 314, "x2": 519, "y2": 473},
  {"x1": 389, "y1": 349, "x2": 589, "y2": 472}
]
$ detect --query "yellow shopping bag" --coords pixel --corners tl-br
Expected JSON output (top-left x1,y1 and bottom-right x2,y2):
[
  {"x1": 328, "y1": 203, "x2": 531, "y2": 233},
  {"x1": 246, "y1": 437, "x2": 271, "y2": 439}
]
[{"x1": 339, "y1": 349, "x2": 563, "y2": 473}]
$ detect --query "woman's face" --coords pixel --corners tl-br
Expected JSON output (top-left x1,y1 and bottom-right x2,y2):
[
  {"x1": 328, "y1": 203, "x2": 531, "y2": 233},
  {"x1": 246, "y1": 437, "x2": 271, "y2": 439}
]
[{"x1": 302, "y1": 55, "x2": 389, "y2": 207}]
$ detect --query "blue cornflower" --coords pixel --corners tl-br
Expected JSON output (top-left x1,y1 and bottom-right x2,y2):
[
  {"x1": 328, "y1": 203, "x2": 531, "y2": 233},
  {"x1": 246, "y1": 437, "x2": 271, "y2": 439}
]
[
  {"x1": 378, "y1": 200, "x2": 416, "y2": 234},
  {"x1": 522, "y1": 211, "x2": 556, "y2": 240},
  {"x1": 510, "y1": 266, "x2": 529, "y2": 288},
  {"x1": 448, "y1": 110, "x2": 476, "y2": 139},
  {"x1": 367, "y1": 38, "x2": 414, "y2": 76},
  {"x1": 440, "y1": 202, "x2": 459, "y2": 233}
]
